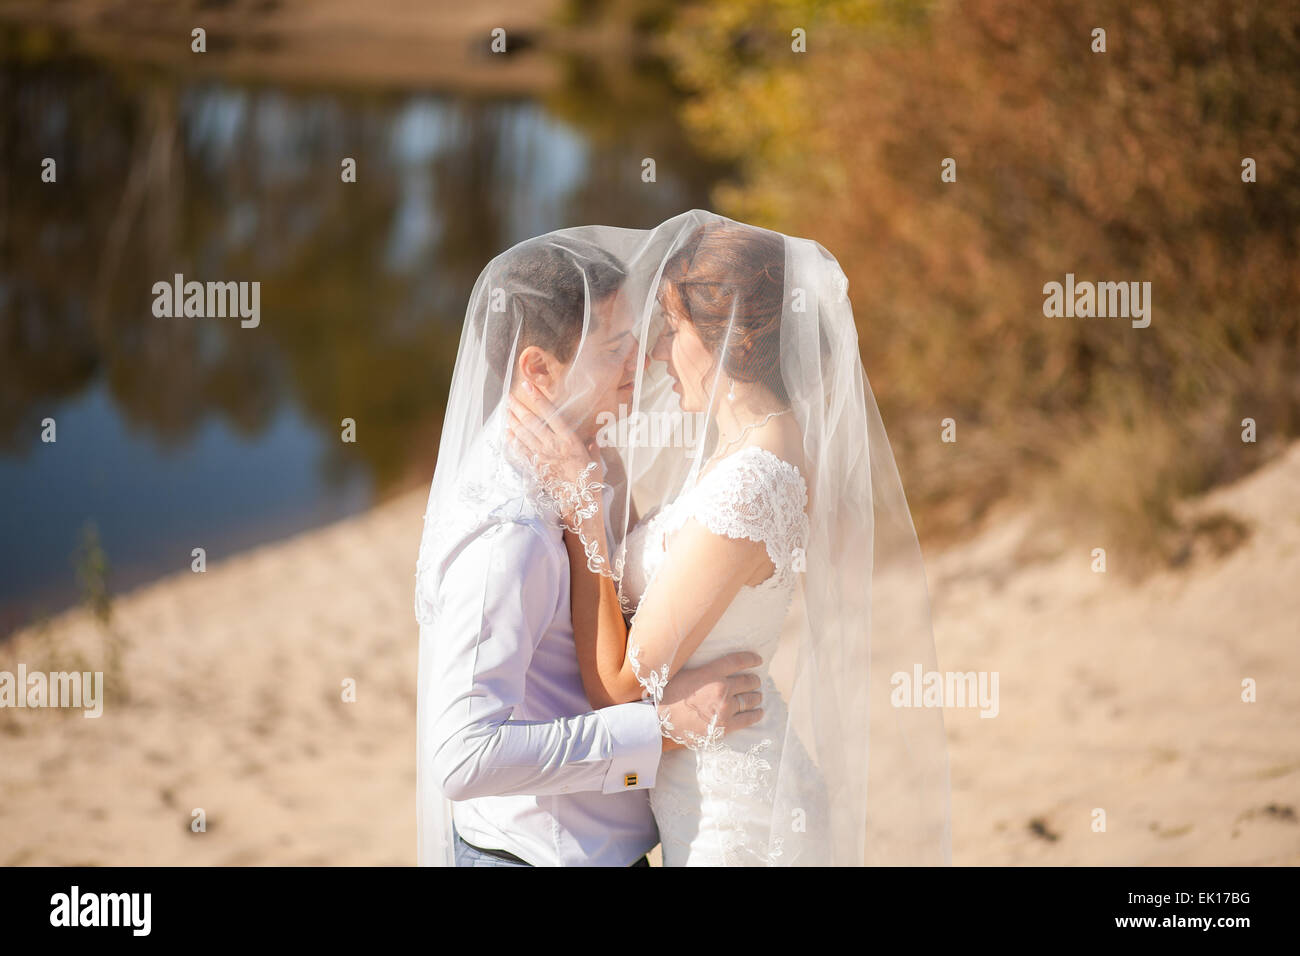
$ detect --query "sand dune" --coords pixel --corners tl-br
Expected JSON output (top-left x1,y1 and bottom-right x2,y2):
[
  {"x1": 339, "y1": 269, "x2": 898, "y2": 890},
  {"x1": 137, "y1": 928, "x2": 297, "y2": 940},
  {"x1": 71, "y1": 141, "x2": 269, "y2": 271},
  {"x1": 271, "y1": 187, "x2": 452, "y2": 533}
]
[
  {"x1": 2, "y1": 444, "x2": 1297, "y2": 865},
  {"x1": 931, "y1": 442, "x2": 1300, "y2": 864}
]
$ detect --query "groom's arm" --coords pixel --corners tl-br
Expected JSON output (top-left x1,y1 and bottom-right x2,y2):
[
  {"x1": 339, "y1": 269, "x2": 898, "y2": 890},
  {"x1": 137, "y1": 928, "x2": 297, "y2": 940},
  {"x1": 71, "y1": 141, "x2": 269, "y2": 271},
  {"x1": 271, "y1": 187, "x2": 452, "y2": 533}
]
[{"x1": 424, "y1": 520, "x2": 662, "y2": 802}]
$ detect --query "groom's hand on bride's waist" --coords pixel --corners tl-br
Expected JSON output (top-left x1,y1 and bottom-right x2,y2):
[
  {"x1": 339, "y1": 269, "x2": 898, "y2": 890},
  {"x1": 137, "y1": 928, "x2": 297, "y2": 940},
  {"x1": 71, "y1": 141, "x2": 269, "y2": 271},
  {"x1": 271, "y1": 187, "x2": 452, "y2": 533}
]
[{"x1": 658, "y1": 652, "x2": 764, "y2": 752}]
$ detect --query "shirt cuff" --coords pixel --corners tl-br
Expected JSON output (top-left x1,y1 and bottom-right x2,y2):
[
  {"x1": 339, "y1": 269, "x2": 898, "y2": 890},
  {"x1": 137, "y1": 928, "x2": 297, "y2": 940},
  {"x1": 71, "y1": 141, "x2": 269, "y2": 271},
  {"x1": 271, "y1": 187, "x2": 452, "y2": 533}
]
[{"x1": 596, "y1": 700, "x2": 662, "y2": 794}]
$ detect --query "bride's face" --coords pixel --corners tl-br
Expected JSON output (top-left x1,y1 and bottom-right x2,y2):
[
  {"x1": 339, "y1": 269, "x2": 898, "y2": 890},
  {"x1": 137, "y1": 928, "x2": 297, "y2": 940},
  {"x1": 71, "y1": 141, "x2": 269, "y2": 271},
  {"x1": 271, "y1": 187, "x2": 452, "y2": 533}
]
[{"x1": 651, "y1": 300, "x2": 717, "y2": 413}]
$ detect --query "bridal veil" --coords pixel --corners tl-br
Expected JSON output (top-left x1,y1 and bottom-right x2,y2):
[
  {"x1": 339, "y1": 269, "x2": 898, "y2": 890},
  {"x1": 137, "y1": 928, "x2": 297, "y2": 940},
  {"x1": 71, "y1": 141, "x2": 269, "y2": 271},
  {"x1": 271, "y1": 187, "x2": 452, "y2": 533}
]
[{"x1": 415, "y1": 209, "x2": 951, "y2": 865}]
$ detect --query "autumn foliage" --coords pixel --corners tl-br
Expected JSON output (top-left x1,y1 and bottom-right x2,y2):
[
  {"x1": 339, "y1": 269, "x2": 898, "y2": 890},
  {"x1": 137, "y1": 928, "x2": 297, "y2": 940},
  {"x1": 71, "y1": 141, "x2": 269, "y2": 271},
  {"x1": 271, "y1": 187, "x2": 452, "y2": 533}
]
[{"x1": 662, "y1": 0, "x2": 1300, "y2": 553}]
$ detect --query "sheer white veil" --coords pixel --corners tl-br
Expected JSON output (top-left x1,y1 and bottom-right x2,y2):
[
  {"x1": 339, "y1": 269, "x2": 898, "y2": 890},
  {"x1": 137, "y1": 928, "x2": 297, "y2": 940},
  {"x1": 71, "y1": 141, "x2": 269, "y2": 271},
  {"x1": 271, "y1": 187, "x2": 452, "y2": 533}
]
[{"x1": 415, "y1": 209, "x2": 951, "y2": 865}]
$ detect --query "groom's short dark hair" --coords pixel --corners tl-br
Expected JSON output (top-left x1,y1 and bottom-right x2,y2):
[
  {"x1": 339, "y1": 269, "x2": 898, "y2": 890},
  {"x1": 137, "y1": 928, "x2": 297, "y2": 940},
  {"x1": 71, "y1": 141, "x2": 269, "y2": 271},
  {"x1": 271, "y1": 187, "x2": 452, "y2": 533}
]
[{"x1": 481, "y1": 238, "x2": 627, "y2": 377}]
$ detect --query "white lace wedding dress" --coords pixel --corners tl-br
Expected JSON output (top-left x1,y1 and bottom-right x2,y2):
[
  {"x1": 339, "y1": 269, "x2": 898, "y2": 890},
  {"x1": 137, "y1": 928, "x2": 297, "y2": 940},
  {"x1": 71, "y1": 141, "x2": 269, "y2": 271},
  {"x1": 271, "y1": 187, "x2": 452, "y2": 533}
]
[{"x1": 620, "y1": 445, "x2": 832, "y2": 866}]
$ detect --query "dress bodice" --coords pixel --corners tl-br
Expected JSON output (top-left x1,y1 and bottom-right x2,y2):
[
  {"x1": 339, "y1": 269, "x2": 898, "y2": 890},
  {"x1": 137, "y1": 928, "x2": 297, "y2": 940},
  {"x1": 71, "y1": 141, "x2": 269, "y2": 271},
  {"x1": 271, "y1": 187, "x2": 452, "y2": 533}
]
[
  {"x1": 617, "y1": 445, "x2": 829, "y2": 866},
  {"x1": 620, "y1": 444, "x2": 810, "y2": 673}
]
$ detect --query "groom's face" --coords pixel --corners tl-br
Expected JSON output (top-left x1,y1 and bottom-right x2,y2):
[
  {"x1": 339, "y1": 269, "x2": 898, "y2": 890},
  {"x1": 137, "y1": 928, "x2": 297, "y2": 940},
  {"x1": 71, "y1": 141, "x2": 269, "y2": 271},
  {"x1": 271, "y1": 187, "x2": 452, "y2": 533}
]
[{"x1": 553, "y1": 290, "x2": 639, "y2": 439}]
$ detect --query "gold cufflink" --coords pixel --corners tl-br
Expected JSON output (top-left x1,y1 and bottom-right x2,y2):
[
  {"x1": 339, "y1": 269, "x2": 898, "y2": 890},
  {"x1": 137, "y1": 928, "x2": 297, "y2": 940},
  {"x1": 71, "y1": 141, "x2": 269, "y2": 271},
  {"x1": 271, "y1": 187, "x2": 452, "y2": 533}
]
[{"x1": 624, "y1": 773, "x2": 638, "y2": 787}]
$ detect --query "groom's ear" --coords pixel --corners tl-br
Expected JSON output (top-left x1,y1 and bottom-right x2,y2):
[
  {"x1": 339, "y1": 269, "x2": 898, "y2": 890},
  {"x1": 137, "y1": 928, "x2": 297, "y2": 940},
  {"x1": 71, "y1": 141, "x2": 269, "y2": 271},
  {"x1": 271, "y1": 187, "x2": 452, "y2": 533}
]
[{"x1": 517, "y1": 344, "x2": 562, "y2": 397}]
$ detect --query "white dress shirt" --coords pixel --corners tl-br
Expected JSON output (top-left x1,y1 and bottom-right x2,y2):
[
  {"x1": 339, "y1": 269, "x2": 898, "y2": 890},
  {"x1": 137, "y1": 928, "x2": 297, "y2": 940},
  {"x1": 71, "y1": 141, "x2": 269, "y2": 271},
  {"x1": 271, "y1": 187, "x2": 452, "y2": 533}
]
[{"x1": 421, "y1": 426, "x2": 662, "y2": 866}]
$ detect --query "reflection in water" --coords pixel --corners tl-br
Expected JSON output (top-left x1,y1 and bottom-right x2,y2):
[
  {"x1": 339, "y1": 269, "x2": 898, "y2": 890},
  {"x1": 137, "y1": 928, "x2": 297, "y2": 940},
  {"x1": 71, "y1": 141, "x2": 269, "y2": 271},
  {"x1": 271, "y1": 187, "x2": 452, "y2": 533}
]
[{"x1": 0, "y1": 38, "x2": 724, "y2": 634}]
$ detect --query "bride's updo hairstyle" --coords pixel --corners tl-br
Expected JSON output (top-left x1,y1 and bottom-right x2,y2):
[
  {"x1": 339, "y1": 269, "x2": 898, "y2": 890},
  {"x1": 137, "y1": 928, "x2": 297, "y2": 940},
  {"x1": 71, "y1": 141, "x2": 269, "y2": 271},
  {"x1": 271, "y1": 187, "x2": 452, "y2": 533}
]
[{"x1": 657, "y1": 221, "x2": 789, "y2": 404}]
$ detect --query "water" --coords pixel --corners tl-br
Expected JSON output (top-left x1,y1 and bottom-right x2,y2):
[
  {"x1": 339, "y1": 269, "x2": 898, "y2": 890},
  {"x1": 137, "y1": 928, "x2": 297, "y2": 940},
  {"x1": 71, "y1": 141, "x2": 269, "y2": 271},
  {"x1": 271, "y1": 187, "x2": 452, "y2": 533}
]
[{"x1": 0, "y1": 32, "x2": 723, "y2": 635}]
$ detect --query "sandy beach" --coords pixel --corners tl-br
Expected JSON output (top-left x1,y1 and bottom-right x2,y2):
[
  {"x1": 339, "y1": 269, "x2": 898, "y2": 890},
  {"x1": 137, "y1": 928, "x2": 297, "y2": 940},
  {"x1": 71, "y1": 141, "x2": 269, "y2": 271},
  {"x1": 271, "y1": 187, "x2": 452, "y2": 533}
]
[{"x1": 1, "y1": 442, "x2": 1297, "y2": 866}]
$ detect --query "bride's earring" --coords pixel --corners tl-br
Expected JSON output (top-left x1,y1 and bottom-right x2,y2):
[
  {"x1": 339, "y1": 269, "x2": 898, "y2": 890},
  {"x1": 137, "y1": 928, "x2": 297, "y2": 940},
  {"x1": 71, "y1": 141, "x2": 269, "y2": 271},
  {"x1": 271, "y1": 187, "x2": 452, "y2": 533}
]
[{"x1": 727, "y1": 377, "x2": 736, "y2": 402}]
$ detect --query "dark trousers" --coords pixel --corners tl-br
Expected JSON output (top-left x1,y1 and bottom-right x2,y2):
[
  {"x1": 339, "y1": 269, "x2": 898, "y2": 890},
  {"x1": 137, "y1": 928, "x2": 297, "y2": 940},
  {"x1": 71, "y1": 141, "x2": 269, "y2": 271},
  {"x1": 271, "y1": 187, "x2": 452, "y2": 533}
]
[{"x1": 451, "y1": 823, "x2": 650, "y2": 867}]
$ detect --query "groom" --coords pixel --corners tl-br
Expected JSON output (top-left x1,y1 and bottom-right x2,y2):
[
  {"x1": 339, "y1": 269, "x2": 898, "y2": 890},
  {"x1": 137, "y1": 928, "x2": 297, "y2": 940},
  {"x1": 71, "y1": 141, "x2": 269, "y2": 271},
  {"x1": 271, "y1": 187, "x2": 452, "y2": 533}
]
[{"x1": 422, "y1": 238, "x2": 764, "y2": 867}]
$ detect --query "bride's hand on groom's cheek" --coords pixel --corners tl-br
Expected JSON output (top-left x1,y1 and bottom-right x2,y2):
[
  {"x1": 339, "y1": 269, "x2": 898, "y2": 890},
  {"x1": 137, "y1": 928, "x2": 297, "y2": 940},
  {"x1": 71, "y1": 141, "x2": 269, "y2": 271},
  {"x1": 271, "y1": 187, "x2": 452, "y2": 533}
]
[{"x1": 506, "y1": 383, "x2": 606, "y2": 489}]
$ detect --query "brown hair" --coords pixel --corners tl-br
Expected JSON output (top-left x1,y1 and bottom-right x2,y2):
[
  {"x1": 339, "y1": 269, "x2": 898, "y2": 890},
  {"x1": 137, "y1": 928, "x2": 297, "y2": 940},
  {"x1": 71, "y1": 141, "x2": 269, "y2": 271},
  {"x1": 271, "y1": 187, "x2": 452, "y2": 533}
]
[
  {"x1": 657, "y1": 222, "x2": 789, "y2": 403},
  {"x1": 481, "y1": 238, "x2": 626, "y2": 377}
]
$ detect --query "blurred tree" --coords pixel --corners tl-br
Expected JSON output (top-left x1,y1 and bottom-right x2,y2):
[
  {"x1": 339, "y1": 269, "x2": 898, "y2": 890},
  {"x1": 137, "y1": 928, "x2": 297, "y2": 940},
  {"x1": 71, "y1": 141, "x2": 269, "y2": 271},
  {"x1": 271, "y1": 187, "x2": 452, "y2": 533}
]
[{"x1": 662, "y1": 0, "x2": 1300, "y2": 555}]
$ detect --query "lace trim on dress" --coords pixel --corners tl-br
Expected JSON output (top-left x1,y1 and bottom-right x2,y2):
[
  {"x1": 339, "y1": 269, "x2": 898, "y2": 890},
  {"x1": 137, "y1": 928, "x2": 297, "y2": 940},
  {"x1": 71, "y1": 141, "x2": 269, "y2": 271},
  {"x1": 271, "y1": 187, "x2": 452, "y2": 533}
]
[
  {"x1": 658, "y1": 446, "x2": 809, "y2": 584},
  {"x1": 651, "y1": 737, "x2": 787, "y2": 866},
  {"x1": 625, "y1": 445, "x2": 810, "y2": 754}
]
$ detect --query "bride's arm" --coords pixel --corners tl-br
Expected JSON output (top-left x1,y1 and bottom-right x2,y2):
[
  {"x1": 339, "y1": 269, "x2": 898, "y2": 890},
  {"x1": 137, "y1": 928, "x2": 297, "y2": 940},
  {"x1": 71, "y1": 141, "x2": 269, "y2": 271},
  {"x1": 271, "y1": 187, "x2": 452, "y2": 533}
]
[
  {"x1": 506, "y1": 382, "x2": 766, "y2": 713},
  {"x1": 564, "y1": 507, "x2": 768, "y2": 710},
  {"x1": 563, "y1": 518, "x2": 632, "y2": 709},
  {"x1": 597, "y1": 444, "x2": 639, "y2": 530}
]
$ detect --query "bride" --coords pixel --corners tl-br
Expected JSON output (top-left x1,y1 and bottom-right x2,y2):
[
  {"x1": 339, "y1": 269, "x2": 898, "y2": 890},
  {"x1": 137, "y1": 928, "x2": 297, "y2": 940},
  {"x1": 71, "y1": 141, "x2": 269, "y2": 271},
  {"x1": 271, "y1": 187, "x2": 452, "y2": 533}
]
[{"x1": 506, "y1": 212, "x2": 951, "y2": 865}]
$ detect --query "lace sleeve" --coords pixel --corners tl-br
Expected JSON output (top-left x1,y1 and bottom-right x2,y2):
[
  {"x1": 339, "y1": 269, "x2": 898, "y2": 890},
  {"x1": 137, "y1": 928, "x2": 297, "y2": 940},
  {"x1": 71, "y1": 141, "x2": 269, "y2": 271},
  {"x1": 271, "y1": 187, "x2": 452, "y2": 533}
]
[{"x1": 661, "y1": 446, "x2": 809, "y2": 582}]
